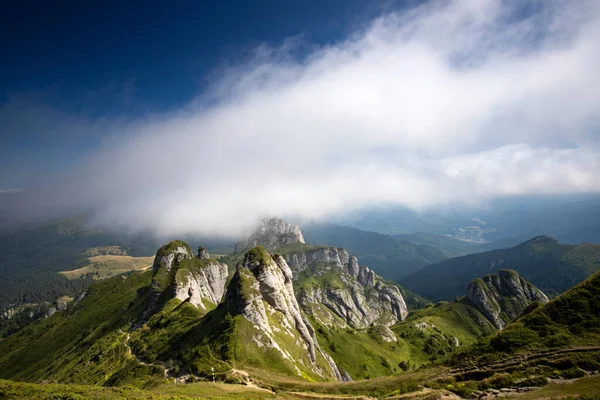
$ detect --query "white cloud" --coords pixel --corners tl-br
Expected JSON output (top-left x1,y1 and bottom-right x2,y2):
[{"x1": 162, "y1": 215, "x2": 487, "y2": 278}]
[{"x1": 6, "y1": 0, "x2": 600, "y2": 236}]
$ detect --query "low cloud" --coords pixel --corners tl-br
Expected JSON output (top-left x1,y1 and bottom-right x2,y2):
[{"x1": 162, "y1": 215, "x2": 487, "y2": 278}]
[{"x1": 4, "y1": 0, "x2": 600, "y2": 236}]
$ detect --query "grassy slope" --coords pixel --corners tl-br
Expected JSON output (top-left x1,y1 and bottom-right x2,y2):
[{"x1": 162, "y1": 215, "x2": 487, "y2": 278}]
[
  {"x1": 401, "y1": 236, "x2": 600, "y2": 302},
  {"x1": 60, "y1": 254, "x2": 155, "y2": 280},
  {"x1": 431, "y1": 270, "x2": 600, "y2": 398},
  {"x1": 0, "y1": 379, "x2": 274, "y2": 400},
  {"x1": 310, "y1": 299, "x2": 495, "y2": 380},
  {"x1": 476, "y1": 268, "x2": 600, "y2": 359},
  {"x1": 0, "y1": 271, "x2": 163, "y2": 386}
]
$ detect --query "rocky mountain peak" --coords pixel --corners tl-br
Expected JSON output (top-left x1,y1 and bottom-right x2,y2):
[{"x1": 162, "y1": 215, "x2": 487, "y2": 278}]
[
  {"x1": 466, "y1": 269, "x2": 549, "y2": 329},
  {"x1": 197, "y1": 246, "x2": 210, "y2": 260},
  {"x1": 148, "y1": 241, "x2": 228, "y2": 314},
  {"x1": 521, "y1": 235, "x2": 559, "y2": 246},
  {"x1": 283, "y1": 246, "x2": 408, "y2": 328},
  {"x1": 234, "y1": 217, "x2": 305, "y2": 253},
  {"x1": 226, "y1": 246, "x2": 342, "y2": 380}
]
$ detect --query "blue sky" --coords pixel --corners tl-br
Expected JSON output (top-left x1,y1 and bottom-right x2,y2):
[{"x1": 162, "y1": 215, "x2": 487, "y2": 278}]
[
  {"x1": 0, "y1": 0, "x2": 407, "y2": 187},
  {"x1": 0, "y1": 0, "x2": 599, "y2": 235},
  {"x1": 1, "y1": 0, "x2": 400, "y2": 114}
]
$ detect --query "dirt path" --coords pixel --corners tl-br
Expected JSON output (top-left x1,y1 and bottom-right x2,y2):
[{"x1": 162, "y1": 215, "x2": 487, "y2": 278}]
[{"x1": 121, "y1": 330, "x2": 169, "y2": 377}]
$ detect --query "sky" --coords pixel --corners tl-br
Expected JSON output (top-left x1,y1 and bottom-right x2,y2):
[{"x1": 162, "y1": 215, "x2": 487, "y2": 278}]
[{"x1": 1, "y1": 0, "x2": 599, "y2": 236}]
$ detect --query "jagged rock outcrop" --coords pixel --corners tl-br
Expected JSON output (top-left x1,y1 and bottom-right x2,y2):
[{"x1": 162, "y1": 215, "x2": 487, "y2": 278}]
[
  {"x1": 232, "y1": 217, "x2": 408, "y2": 329},
  {"x1": 467, "y1": 269, "x2": 549, "y2": 329},
  {"x1": 347, "y1": 256, "x2": 359, "y2": 278},
  {"x1": 225, "y1": 247, "x2": 342, "y2": 380},
  {"x1": 284, "y1": 246, "x2": 408, "y2": 328},
  {"x1": 174, "y1": 259, "x2": 228, "y2": 309},
  {"x1": 148, "y1": 241, "x2": 228, "y2": 313},
  {"x1": 234, "y1": 217, "x2": 305, "y2": 253},
  {"x1": 197, "y1": 246, "x2": 210, "y2": 260}
]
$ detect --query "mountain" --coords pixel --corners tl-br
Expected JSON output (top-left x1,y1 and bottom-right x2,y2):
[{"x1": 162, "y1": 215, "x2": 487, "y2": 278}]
[
  {"x1": 437, "y1": 270, "x2": 600, "y2": 398},
  {"x1": 0, "y1": 217, "x2": 592, "y2": 400},
  {"x1": 0, "y1": 214, "x2": 235, "y2": 316},
  {"x1": 465, "y1": 269, "x2": 549, "y2": 329},
  {"x1": 301, "y1": 223, "x2": 461, "y2": 279},
  {"x1": 400, "y1": 235, "x2": 600, "y2": 301},
  {"x1": 234, "y1": 218, "x2": 305, "y2": 253},
  {"x1": 0, "y1": 219, "x2": 418, "y2": 383}
]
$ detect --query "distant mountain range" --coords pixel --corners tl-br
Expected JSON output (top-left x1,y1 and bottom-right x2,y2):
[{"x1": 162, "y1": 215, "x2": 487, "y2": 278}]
[
  {"x1": 334, "y1": 195, "x2": 600, "y2": 245},
  {"x1": 400, "y1": 235, "x2": 600, "y2": 301}
]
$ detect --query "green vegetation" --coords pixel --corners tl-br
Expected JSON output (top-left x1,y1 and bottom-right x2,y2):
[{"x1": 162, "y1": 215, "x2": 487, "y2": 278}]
[
  {"x1": 394, "y1": 300, "x2": 495, "y2": 358},
  {"x1": 242, "y1": 246, "x2": 273, "y2": 266},
  {"x1": 401, "y1": 235, "x2": 600, "y2": 302},
  {"x1": 302, "y1": 223, "x2": 450, "y2": 279},
  {"x1": 467, "y1": 269, "x2": 600, "y2": 363},
  {"x1": 313, "y1": 321, "x2": 412, "y2": 379},
  {"x1": 0, "y1": 379, "x2": 274, "y2": 399},
  {"x1": 0, "y1": 271, "x2": 162, "y2": 386},
  {"x1": 0, "y1": 215, "x2": 162, "y2": 314},
  {"x1": 60, "y1": 254, "x2": 155, "y2": 280}
]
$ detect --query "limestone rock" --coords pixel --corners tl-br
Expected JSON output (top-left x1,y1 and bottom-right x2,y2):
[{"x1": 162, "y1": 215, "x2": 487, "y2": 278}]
[
  {"x1": 467, "y1": 269, "x2": 549, "y2": 329},
  {"x1": 197, "y1": 247, "x2": 210, "y2": 260},
  {"x1": 234, "y1": 217, "x2": 305, "y2": 253},
  {"x1": 148, "y1": 241, "x2": 228, "y2": 314},
  {"x1": 286, "y1": 249, "x2": 408, "y2": 329},
  {"x1": 224, "y1": 247, "x2": 342, "y2": 381},
  {"x1": 348, "y1": 256, "x2": 359, "y2": 278},
  {"x1": 174, "y1": 259, "x2": 228, "y2": 309}
]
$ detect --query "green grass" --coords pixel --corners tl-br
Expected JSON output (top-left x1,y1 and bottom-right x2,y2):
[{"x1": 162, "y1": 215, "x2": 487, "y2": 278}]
[
  {"x1": 0, "y1": 379, "x2": 274, "y2": 399},
  {"x1": 504, "y1": 375, "x2": 600, "y2": 399},
  {"x1": 0, "y1": 271, "x2": 161, "y2": 386},
  {"x1": 401, "y1": 236, "x2": 600, "y2": 302},
  {"x1": 453, "y1": 269, "x2": 600, "y2": 366}
]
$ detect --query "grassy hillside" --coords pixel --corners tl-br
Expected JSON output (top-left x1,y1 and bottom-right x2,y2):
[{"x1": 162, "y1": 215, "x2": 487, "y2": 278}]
[
  {"x1": 60, "y1": 254, "x2": 155, "y2": 280},
  {"x1": 401, "y1": 236, "x2": 600, "y2": 302},
  {"x1": 393, "y1": 232, "x2": 482, "y2": 258},
  {"x1": 0, "y1": 271, "x2": 163, "y2": 386},
  {"x1": 431, "y1": 270, "x2": 600, "y2": 398}
]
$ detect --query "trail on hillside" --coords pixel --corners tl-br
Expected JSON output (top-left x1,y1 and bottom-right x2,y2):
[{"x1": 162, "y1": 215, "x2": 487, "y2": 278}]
[
  {"x1": 447, "y1": 346, "x2": 600, "y2": 376},
  {"x1": 121, "y1": 330, "x2": 169, "y2": 377}
]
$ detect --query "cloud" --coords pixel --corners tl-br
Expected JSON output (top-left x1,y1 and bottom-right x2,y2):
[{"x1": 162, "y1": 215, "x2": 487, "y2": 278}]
[{"x1": 4, "y1": 0, "x2": 600, "y2": 236}]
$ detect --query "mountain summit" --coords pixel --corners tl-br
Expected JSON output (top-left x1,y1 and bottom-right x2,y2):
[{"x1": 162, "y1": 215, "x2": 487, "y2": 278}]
[
  {"x1": 234, "y1": 217, "x2": 305, "y2": 253},
  {"x1": 466, "y1": 269, "x2": 549, "y2": 329}
]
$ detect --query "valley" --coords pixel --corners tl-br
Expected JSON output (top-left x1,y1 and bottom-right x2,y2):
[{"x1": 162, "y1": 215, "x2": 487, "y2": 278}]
[{"x1": 1, "y1": 218, "x2": 600, "y2": 399}]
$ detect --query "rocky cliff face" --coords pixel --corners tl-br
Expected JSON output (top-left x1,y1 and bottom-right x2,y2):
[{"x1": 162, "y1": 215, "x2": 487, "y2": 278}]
[
  {"x1": 283, "y1": 246, "x2": 408, "y2": 329},
  {"x1": 234, "y1": 217, "x2": 305, "y2": 253},
  {"x1": 467, "y1": 269, "x2": 549, "y2": 329},
  {"x1": 232, "y1": 218, "x2": 409, "y2": 329},
  {"x1": 225, "y1": 247, "x2": 342, "y2": 380},
  {"x1": 149, "y1": 241, "x2": 228, "y2": 313}
]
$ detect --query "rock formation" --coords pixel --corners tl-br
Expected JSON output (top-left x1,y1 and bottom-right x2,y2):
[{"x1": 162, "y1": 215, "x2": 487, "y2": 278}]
[
  {"x1": 234, "y1": 217, "x2": 305, "y2": 253},
  {"x1": 283, "y1": 246, "x2": 408, "y2": 328},
  {"x1": 467, "y1": 269, "x2": 549, "y2": 329},
  {"x1": 149, "y1": 241, "x2": 228, "y2": 313},
  {"x1": 233, "y1": 217, "x2": 409, "y2": 329},
  {"x1": 197, "y1": 246, "x2": 210, "y2": 260},
  {"x1": 224, "y1": 246, "x2": 342, "y2": 380}
]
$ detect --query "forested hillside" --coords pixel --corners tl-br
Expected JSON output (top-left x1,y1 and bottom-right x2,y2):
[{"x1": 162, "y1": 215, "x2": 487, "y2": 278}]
[
  {"x1": 400, "y1": 236, "x2": 600, "y2": 302},
  {"x1": 0, "y1": 215, "x2": 233, "y2": 313}
]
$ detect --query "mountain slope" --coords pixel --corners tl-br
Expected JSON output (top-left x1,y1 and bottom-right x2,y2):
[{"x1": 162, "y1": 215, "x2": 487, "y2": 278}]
[
  {"x1": 0, "y1": 271, "x2": 162, "y2": 386},
  {"x1": 400, "y1": 235, "x2": 600, "y2": 302},
  {"x1": 465, "y1": 269, "x2": 549, "y2": 329},
  {"x1": 301, "y1": 223, "x2": 449, "y2": 279},
  {"x1": 0, "y1": 214, "x2": 234, "y2": 314}
]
